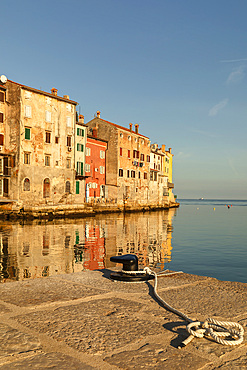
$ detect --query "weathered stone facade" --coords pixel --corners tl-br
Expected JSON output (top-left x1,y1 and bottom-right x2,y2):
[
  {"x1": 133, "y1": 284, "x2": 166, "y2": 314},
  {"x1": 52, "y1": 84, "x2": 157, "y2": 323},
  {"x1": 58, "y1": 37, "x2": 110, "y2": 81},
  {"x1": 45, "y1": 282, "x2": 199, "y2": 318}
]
[
  {"x1": 86, "y1": 113, "x2": 152, "y2": 206},
  {"x1": 1, "y1": 79, "x2": 77, "y2": 207}
]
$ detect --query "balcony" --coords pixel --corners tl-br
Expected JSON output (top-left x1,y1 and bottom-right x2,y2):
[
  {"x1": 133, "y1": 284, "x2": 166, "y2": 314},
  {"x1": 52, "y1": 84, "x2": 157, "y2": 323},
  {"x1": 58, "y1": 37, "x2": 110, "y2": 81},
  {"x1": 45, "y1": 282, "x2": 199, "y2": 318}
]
[{"x1": 168, "y1": 182, "x2": 174, "y2": 188}]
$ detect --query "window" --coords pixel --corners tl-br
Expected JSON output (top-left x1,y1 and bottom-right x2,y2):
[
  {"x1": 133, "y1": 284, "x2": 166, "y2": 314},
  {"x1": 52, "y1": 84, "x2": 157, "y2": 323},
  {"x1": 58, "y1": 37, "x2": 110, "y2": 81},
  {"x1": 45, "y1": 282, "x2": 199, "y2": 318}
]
[
  {"x1": 67, "y1": 136, "x2": 72, "y2": 147},
  {"x1": 45, "y1": 111, "x2": 51, "y2": 122},
  {"x1": 0, "y1": 91, "x2": 5, "y2": 102},
  {"x1": 45, "y1": 131, "x2": 51, "y2": 143},
  {"x1": 23, "y1": 178, "x2": 30, "y2": 191},
  {"x1": 140, "y1": 153, "x2": 144, "y2": 161},
  {"x1": 119, "y1": 168, "x2": 123, "y2": 177},
  {"x1": 43, "y1": 178, "x2": 50, "y2": 198},
  {"x1": 147, "y1": 155, "x2": 150, "y2": 162},
  {"x1": 120, "y1": 147, "x2": 123, "y2": 156},
  {"x1": 76, "y1": 181, "x2": 80, "y2": 194},
  {"x1": 66, "y1": 104, "x2": 72, "y2": 112},
  {"x1": 66, "y1": 158, "x2": 71, "y2": 168},
  {"x1": 77, "y1": 127, "x2": 84, "y2": 136},
  {"x1": 131, "y1": 170, "x2": 135, "y2": 178},
  {"x1": 144, "y1": 172, "x2": 147, "y2": 179},
  {"x1": 25, "y1": 105, "x2": 32, "y2": 118},
  {"x1": 133, "y1": 150, "x2": 139, "y2": 159},
  {"x1": 0, "y1": 158, "x2": 3, "y2": 174},
  {"x1": 86, "y1": 147, "x2": 91, "y2": 156},
  {"x1": 55, "y1": 136, "x2": 59, "y2": 144},
  {"x1": 45, "y1": 155, "x2": 50, "y2": 166},
  {"x1": 77, "y1": 143, "x2": 84, "y2": 152},
  {"x1": 0, "y1": 113, "x2": 3, "y2": 123},
  {"x1": 128, "y1": 135, "x2": 131, "y2": 141},
  {"x1": 65, "y1": 181, "x2": 71, "y2": 193},
  {"x1": 55, "y1": 160, "x2": 59, "y2": 166},
  {"x1": 77, "y1": 162, "x2": 83, "y2": 175},
  {"x1": 100, "y1": 166, "x2": 104, "y2": 174},
  {"x1": 138, "y1": 171, "x2": 141, "y2": 179},
  {"x1": 85, "y1": 163, "x2": 90, "y2": 172},
  {"x1": 24, "y1": 91, "x2": 32, "y2": 99},
  {"x1": 100, "y1": 150, "x2": 105, "y2": 159},
  {"x1": 24, "y1": 152, "x2": 30, "y2": 164},
  {"x1": 0, "y1": 134, "x2": 4, "y2": 146},
  {"x1": 127, "y1": 170, "x2": 130, "y2": 178},
  {"x1": 66, "y1": 116, "x2": 72, "y2": 127},
  {"x1": 25, "y1": 127, "x2": 31, "y2": 140},
  {"x1": 120, "y1": 132, "x2": 123, "y2": 138}
]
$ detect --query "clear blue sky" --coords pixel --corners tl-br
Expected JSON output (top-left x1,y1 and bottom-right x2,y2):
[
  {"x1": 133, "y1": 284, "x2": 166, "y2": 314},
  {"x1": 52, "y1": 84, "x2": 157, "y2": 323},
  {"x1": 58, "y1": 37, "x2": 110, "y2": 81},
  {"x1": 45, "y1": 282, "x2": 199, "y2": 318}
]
[{"x1": 1, "y1": 0, "x2": 247, "y2": 199}]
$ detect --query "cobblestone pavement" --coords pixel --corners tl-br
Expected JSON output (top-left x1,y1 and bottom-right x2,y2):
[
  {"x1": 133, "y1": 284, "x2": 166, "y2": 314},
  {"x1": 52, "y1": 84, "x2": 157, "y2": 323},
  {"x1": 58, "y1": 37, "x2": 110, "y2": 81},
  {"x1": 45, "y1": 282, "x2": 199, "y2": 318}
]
[{"x1": 0, "y1": 269, "x2": 246, "y2": 369}]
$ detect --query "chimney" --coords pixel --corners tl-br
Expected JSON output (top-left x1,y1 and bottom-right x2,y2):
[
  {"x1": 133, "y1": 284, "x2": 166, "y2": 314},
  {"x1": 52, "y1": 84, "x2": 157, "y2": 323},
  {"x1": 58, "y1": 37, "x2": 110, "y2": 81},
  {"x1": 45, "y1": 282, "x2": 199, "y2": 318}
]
[
  {"x1": 168, "y1": 148, "x2": 172, "y2": 153},
  {"x1": 63, "y1": 94, "x2": 69, "y2": 100},
  {"x1": 79, "y1": 114, "x2": 84, "y2": 124},
  {"x1": 92, "y1": 128, "x2": 97, "y2": 138},
  {"x1": 96, "y1": 110, "x2": 101, "y2": 118},
  {"x1": 162, "y1": 144, "x2": 166, "y2": 153},
  {"x1": 129, "y1": 123, "x2": 132, "y2": 132},
  {"x1": 135, "y1": 124, "x2": 139, "y2": 134},
  {"x1": 51, "y1": 88, "x2": 58, "y2": 96}
]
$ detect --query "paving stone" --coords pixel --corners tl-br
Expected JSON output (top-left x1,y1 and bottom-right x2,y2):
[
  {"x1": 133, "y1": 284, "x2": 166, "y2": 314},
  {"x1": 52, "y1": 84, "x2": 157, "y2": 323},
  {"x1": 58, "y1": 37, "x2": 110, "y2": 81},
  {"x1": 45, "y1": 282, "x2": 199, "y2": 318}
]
[
  {"x1": 212, "y1": 353, "x2": 247, "y2": 369},
  {"x1": 156, "y1": 281, "x2": 247, "y2": 320},
  {"x1": 16, "y1": 298, "x2": 163, "y2": 354},
  {"x1": 0, "y1": 352, "x2": 94, "y2": 369},
  {"x1": 0, "y1": 304, "x2": 10, "y2": 314},
  {"x1": 104, "y1": 339, "x2": 210, "y2": 369},
  {"x1": 0, "y1": 278, "x2": 103, "y2": 307},
  {"x1": 0, "y1": 323, "x2": 41, "y2": 358},
  {"x1": 58, "y1": 270, "x2": 210, "y2": 294}
]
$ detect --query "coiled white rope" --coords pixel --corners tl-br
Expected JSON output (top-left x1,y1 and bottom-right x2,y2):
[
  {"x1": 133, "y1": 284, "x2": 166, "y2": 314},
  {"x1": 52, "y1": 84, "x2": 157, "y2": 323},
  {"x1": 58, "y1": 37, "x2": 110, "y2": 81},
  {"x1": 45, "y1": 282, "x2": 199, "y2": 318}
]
[{"x1": 123, "y1": 267, "x2": 245, "y2": 348}]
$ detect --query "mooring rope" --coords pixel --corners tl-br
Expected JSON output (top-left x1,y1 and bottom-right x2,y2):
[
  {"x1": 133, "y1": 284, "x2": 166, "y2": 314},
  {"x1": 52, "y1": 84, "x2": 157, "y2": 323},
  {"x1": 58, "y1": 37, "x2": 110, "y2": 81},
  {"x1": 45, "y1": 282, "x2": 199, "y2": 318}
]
[{"x1": 123, "y1": 267, "x2": 244, "y2": 348}]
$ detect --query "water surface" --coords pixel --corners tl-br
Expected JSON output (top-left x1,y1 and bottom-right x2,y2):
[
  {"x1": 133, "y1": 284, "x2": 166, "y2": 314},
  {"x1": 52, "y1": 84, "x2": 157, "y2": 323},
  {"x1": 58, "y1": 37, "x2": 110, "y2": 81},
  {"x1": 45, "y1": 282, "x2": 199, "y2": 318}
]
[{"x1": 0, "y1": 199, "x2": 246, "y2": 283}]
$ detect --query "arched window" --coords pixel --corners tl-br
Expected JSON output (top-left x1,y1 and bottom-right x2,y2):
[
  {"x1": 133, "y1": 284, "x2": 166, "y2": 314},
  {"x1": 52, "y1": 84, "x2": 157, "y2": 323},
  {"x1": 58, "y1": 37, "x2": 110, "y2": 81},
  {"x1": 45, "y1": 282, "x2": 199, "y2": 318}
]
[
  {"x1": 23, "y1": 178, "x2": 30, "y2": 191},
  {"x1": 43, "y1": 178, "x2": 50, "y2": 198},
  {"x1": 65, "y1": 181, "x2": 71, "y2": 193}
]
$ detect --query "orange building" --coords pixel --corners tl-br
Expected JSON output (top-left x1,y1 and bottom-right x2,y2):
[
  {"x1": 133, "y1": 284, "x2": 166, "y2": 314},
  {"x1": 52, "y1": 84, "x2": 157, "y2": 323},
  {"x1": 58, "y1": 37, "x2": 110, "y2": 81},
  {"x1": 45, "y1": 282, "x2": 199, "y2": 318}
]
[{"x1": 85, "y1": 132, "x2": 107, "y2": 202}]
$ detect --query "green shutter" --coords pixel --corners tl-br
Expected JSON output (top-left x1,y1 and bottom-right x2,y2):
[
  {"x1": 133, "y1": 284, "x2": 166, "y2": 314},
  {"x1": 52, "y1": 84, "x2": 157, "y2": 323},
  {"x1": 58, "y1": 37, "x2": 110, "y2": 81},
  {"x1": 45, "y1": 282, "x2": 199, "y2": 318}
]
[
  {"x1": 77, "y1": 127, "x2": 80, "y2": 136},
  {"x1": 76, "y1": 181, "x2": 80, "y2": 194},
  {"x1": 25, "y1": 128, "x2": 30, "y2": 140},
  {"x1": 81, "y1": 129, "x2": 84, "y2": 137},
  {"x1": 80, "y1": 162, "x2": 83, "y2": 175}
]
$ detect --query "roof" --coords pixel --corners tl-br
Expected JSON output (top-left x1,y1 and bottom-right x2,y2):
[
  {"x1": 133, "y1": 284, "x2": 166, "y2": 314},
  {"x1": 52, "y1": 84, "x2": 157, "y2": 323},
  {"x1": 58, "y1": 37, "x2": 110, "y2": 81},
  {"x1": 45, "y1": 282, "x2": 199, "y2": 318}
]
[
  {"x1": 88, "y1": 117, "x2": 150, "y2": 140},
  {"x1": 87, "y1": 135, "x2": 108, "y2": 145},
  {"x1": 7, "y1": 79, "x2": 78, "y2": 105}
]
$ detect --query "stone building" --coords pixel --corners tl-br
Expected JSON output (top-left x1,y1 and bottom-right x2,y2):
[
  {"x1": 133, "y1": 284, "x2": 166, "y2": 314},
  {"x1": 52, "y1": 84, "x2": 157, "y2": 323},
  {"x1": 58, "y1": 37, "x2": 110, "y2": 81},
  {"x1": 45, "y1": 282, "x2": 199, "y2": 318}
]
[
  {"x1": 0, "y1": 76, "x2": 77, "y2": 207},
  {"x1": 86, "y1": 112, "x2": 151, "y2": 206}
]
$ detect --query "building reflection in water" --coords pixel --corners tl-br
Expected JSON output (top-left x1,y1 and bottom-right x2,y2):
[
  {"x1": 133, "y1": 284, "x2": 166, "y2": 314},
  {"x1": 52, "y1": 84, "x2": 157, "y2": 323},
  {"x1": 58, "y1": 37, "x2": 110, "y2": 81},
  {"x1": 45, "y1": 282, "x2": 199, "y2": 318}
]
[{"x1": 0, "y1": 209, "x2": 176, "y2": 283}]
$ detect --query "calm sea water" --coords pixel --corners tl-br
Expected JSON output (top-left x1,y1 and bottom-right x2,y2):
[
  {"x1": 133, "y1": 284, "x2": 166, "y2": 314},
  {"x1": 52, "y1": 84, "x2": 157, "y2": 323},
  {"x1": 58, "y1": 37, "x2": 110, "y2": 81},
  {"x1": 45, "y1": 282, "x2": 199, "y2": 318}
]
[
  {"x1": 0, "y1": 199, "x2": 246, "y2": 283},
  {"x1": 170, "y1": 199, "x2": 247, "y2": 283}
]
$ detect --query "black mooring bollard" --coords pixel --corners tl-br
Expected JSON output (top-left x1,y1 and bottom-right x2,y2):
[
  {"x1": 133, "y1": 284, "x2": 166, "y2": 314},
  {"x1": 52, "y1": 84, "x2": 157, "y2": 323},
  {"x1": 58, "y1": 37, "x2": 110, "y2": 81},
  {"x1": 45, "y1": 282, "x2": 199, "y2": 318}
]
[
  {"x1": 110, "y1": 254, "x2": 154, "y2": 282},
  {"x1": 110, "y1": 254, "x2": 138, "y2": 271}
]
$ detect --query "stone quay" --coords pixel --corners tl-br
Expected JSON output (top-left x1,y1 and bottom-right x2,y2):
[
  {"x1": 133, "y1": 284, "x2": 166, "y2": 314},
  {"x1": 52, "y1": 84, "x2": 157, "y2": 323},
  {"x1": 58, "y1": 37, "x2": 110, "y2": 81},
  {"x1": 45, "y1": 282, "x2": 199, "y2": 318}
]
[{"x1": 0, "y1": 268, "x2": 246, "y2": 369}]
